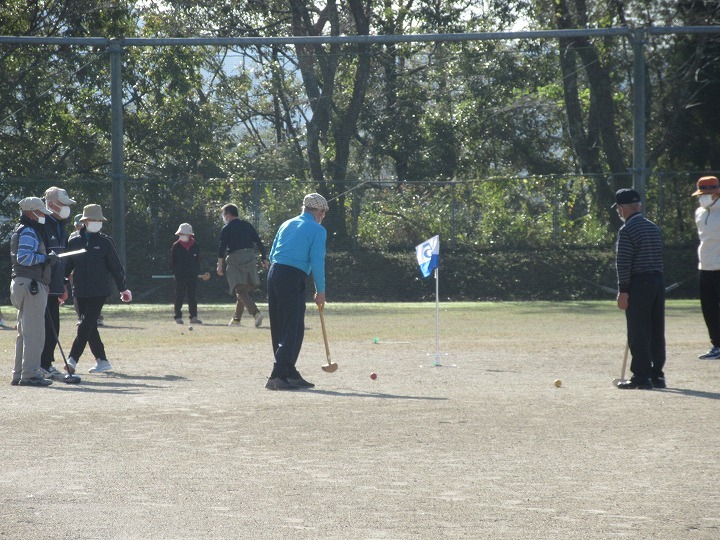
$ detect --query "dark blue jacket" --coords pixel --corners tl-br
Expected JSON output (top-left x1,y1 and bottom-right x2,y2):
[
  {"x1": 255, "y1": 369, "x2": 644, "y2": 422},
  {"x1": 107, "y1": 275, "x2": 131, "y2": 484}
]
[{"x1": 42, "y1": 215, "x2": 69, "y2": 295}]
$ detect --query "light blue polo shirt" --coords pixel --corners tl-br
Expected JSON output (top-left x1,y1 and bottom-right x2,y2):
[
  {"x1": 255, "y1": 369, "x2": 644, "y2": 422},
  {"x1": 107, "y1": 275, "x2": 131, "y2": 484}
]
[{"x1": 269, "y1": 212, "x2": 327, "y2": 293}]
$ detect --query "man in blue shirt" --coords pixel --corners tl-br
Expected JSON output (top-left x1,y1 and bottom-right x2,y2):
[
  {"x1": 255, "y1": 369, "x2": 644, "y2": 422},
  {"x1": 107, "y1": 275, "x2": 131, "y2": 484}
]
[
  {"x1": 10, "y1": 197, "x2": 57, "y2": 386},
  {"x1": 265, "y1": 193, "x2": 328, "y2": 390}
]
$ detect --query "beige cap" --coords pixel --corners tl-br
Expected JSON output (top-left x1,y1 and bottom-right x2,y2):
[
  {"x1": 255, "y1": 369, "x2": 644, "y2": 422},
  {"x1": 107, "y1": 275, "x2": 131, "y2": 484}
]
[
  {"x1": 303, "y1": 193, "x2": 329, "y2": 211},
  {"x1": 44, "y1": 186, "x2": 76, "y2": 205},
  {"x1": 19, "y1": 197, "x2": 52, "y2": 214},
  {"x1": 80, "y1": 204, "x2": 107, "y2": 222},
  {"x1": 175, "y1": 223, "x2": 194, "y2": 236}
]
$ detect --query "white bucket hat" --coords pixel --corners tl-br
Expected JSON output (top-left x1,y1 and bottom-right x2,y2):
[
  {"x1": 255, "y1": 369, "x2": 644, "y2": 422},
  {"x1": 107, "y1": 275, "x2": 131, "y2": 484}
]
[{"x1": 175, "y1": 223, "x2": 194, "y2": 236}]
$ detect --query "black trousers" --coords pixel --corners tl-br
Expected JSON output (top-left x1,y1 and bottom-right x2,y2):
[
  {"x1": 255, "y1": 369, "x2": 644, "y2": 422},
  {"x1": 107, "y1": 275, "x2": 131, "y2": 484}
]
[
  {"x1": 173, "y1": 275, "x2": 198, "y2": 319},
  {"x1": 267, "y1": 264, "x2": 306, "y2": 379},
  {"x1": 699, "y1": 270, "x2": 720, "y2": 347},
  {"x1": 626, "y1": 272, "x2": 666, "y2": 382},
  {"x1": 41, "y1": 296, "x2": 60, "y2": 369},
  {"x1": 69, "y1": 296, "x2": 107, "y2": 362}
]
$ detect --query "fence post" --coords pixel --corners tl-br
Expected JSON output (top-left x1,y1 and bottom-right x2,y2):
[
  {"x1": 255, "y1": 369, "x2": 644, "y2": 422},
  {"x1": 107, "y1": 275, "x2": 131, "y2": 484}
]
[
  {"x1": 632, "y1": 28, "x2": 647, "y2": 204},
  {"x1": 110, "y1": 38, "x2": 127, "y2": 270}
]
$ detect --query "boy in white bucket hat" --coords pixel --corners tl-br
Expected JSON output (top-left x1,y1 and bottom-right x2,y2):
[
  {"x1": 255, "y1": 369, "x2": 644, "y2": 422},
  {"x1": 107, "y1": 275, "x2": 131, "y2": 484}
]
[
  {"x1": 64, "y1": 204, "x2": 132, "y2": 374},
  {"x1": 169, "y1": 223, "x2": 202, "y2": 324}
]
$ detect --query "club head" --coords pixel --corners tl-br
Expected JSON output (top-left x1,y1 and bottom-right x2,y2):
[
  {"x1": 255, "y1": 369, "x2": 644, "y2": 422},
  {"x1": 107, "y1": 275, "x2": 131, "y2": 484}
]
[
  {"x1": 612, "y1": 378, "x2": 630, "y2": 387},
  {"x1": 321, "y1": 362, "x2": 338, "y2": 373},
  {"x1": 63, "y1": 374, "x2": 81, "y2": 384}
]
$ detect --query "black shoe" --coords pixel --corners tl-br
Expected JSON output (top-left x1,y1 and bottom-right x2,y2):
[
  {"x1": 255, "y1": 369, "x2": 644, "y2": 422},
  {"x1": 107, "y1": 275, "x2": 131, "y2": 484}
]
[
  {"x1": 617, "y1": 379, "x2": 653, "y2": 390},
  {"x1": 18, "y1": 376, "x2": 52, "y2": 387},
  {"x1": 288, "y1": 376, "x2": 315, "y2": 388},
  {"x1": 265, "y1": 377, "x2": 300, "y2": 391},
  {"x1": 10, "y1": 379, "x2": 19, "y2": 386},
  {"x1": 651, "y1": 377, "x2": 667, "y2": 389}
]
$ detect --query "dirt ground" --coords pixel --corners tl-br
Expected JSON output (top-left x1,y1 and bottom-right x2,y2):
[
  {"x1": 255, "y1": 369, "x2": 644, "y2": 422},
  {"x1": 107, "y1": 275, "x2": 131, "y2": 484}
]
[{"x1": 1, "y1": 301, "x2": 719, "y2": 539}]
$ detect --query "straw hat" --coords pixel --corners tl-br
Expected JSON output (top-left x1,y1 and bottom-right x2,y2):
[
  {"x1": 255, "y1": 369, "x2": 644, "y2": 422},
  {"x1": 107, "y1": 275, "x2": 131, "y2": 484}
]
[
  {"x1": 80, "y1": 204, "x2": 107, "y2": 222},
  {"x1": 175, "y1": 223, "x2": 194, "y2": 236}
]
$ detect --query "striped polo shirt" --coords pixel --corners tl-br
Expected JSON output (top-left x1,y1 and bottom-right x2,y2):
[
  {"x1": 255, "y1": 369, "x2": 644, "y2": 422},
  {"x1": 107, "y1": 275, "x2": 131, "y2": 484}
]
[{"x1": 616, "y1": 212, "x2": 664, "y2": 293}]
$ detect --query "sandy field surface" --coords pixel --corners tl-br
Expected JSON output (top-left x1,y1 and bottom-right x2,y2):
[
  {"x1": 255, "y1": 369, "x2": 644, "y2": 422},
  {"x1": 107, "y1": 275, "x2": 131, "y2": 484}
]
[{"x1": 1, "y1": 301, "x2": 719, "y2": 539}]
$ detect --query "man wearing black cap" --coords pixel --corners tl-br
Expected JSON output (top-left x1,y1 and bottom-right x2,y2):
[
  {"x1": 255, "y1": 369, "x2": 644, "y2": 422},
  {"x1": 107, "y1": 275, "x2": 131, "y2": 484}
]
[{"x1": 613, "y1": 188, "x2": 666, "y2": 389}]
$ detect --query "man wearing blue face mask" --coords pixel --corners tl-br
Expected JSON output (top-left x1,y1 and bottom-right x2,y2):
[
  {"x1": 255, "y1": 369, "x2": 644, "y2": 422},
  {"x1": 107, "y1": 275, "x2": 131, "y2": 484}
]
[
  {"x1": 40, "y1": 186, "x2": 76, "y2": 380},
  {"x1": 64, "y1": 204, "x2": 132, "y2": 374},
  {"x1": 693, "y1": 176, "x2": 720, "y2": 359}
]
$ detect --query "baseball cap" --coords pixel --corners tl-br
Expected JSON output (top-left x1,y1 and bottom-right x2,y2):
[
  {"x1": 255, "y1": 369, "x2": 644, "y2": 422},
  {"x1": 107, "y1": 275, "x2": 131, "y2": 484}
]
[
  {"x1": 44, "y1": 186, "x2": 76, "y2": 205},
  {"x1": 303, "y1": 193, "x2": 329, "y2": 211},
  {"x1": 692, "y1": 176, "x2": 720, "y2": 196},
  {"x1": 19, "y1": 197, "x2": 52, "y2": 214},
  {"x1": 73, "y1": 213, "x2": 83, "y2": 226},
  {"x1": 611, "y1": 188, "x2": 641, "y2": 208}
]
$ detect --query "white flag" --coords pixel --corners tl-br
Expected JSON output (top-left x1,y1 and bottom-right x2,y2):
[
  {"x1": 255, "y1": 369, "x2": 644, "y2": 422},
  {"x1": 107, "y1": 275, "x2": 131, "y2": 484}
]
[{"x1": 415, "y1": 235, "x2": 439, "y2": 278}]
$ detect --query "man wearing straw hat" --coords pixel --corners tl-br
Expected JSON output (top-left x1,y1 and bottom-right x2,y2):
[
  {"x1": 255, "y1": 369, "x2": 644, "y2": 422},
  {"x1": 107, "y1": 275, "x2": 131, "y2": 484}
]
[
  {"x1": 40, "y1": 186, "x2": 76, "y2": 381},
  {"x1": 64, "y1": 204, "x2": 132, "y2": 374},
  {"x1": 10, "y1": 197, "x2": 57, "y2": 386}
]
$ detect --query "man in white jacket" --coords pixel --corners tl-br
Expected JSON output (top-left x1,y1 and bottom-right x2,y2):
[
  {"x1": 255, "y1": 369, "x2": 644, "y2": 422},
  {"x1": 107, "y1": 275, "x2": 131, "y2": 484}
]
[{"x1": 694, "y1": 176, "x2": 720, "y2": 359}]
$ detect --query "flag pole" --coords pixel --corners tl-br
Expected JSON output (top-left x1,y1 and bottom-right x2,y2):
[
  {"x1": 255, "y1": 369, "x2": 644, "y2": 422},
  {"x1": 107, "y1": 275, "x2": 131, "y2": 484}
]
[{"x1": 433, "y1": 266, "x2": 441, "y2": 366}]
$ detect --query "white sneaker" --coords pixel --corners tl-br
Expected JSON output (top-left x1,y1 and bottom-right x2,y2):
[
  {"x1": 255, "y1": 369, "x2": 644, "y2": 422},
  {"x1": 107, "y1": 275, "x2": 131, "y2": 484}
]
[
  {"x1": 89, "y1": 359, "x2": 112, "y2": 373},
  {"x1": 66, "y1": 357, "x2": 77, "y2": 375},
  {"x1": 228, "y1": 318, "x2": 241, "y2": 327},
  {"x1": 46, "y1": 366, "x2": 65, "y2": 381},
  {"x1": 41, "y1": 368, "x2": 52, "y2": 379},
  {"x1": 254, "y1": 312, "x2": 265, "y2": 328}
]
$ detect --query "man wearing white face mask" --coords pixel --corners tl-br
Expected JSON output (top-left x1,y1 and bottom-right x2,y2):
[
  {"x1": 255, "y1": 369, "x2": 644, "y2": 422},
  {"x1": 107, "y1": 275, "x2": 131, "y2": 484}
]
[
  {"x1": 613, "y1": 188, "x2": 666, "y2": 389},
  {"x1": 10, "y1": 197, "x2": 57, "y2": 386},
  {"x1": 40, "y1": 186, "x2": 76, "y2": 380},
  {"x1": 64, "y1": 204, "x2": 132, "y2": 374},
  {"x1": 693, "y1": 176, "x2": 720, "y2": 359},
  {"x1": 169, "y1": 223, "x2": 202, "y2": 325}
]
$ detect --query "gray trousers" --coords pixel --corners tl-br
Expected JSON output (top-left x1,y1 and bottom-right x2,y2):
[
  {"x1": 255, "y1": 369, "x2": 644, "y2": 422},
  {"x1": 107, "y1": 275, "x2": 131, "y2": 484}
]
[{"x1": 10, "y1": 276, "x2": 48, "y2": 381}]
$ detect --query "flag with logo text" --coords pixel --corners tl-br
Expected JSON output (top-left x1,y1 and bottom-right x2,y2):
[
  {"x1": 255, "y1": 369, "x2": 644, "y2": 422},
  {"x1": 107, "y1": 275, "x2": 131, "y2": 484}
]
[{"x1": 415, "y1": 235, "x2": 440, "y2": 278}]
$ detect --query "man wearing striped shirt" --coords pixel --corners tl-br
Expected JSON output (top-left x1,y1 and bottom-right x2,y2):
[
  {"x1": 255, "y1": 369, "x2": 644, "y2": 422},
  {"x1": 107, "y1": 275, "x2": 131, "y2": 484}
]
[{"x1": 613, "y1": 188, "x2": 666, "y2": 390}]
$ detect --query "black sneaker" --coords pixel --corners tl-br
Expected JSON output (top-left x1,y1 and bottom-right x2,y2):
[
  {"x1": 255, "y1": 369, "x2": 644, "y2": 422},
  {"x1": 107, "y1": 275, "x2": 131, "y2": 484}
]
[
  {"x1": 288, "y1": 376, "x2": 315, "y2": 388},
  {"x1": 265, "y1": 377, "x2": 300, "y2": 391},
  {"x1": 18, "y1": 376, "x2": 52, "y2": 387},
  {"x1": 10, "y1": 379, "x2": 19, "y2": 386},
  {"x1": 617, "y1": 379, "x2": 653, "y2": 390},
  {"x1": 651, "y1": 377, "x2": 667, "y2": 389}
]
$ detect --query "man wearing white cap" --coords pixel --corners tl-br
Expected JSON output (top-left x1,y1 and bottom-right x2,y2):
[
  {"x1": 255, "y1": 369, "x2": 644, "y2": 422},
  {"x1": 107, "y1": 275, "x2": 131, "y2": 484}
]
[
  {"x1": 40, "y1": 186, "x2": 76, "y2": 380},
  {"x1": 170, "y1": 223, "x2": 202, "y2": 324},
  {"x1": 265, "y1": 193, "x2": 328, "y2": 390},
  {"x1": 10, "y1": 197, "x2": 58, "y2": 386}
]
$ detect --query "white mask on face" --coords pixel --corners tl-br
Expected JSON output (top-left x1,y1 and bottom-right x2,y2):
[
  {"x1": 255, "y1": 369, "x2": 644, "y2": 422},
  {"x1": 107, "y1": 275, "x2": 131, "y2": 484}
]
[
  {"x1": 179, "y1": 235, "x2": 190, "y2": 243},
  {"x1": 58, "y1": 206, "x2": 71, "y2": 219},
  {"x1": 222, "y1": 214, "x2": 229, "y2": 225},
  {"x1": 86, "y1": 222, "x2": 103, "y2": 233},
  {"x1": 37, "y1": 215, "x2": 46, "y2": 224},
  {"x1": 699, "y1": 195, "x2": 716, "y2": 209}
]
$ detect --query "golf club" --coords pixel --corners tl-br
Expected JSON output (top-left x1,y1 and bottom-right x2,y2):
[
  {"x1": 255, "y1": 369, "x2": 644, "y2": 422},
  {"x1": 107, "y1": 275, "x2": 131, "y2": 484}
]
[
  {"x1": 151, "y1": 273, "x2": 211, "y2": 280},
  {"x1": 612, "y1": 341, "x2": 630, "y2": 387},
  {"x1": 44, "y1": 309, "x2": 81, "y2": 384},
  {"x1": 318, "y1": 305, "x2": 338, "y2": 373}
]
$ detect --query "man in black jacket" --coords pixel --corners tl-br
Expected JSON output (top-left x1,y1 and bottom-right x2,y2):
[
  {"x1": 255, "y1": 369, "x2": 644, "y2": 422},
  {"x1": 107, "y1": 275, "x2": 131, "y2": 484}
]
[
  {"x1": 40, "y1": 186, "x2": 76, "y2": 380},
  {"x1": 64, "y1": 204, "x2": 132, "y2": 374}
]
